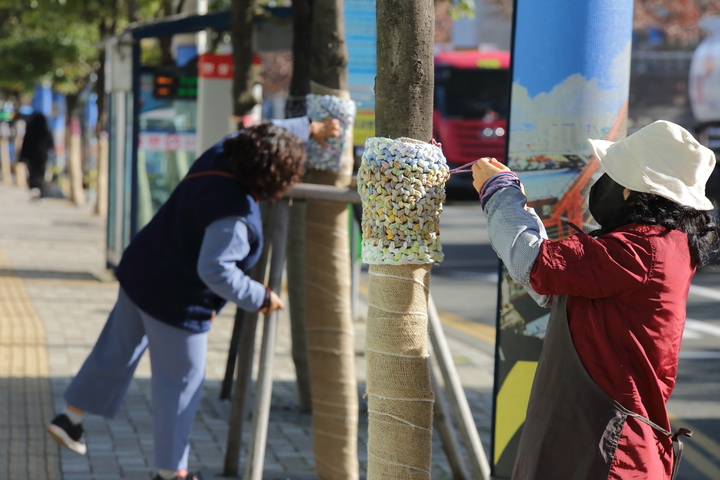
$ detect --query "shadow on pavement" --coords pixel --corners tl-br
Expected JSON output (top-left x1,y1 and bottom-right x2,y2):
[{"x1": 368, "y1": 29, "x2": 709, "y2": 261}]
[{"x1": 0, "y1": 268, "x2": 105, "y2": 282}]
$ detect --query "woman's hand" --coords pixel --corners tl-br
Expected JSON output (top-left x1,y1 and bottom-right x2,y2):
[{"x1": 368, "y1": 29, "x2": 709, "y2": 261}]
[
  {"x1": 310, "y1": 118, "x2": 341, "y2": 147},
  {"x1": 472, "y1": 157, "x2": 512, "y2": 193},
  {"x1": 259, "y1": 290, "x2": 285, "y2": 314}
]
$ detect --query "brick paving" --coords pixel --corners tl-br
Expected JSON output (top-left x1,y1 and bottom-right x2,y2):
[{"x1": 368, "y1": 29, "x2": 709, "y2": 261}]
[{"x1": 0, "y1": 184, "x2": 494, "y2": 480}]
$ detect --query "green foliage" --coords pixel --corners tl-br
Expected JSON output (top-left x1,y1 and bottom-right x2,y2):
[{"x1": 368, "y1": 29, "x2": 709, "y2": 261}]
[
  {"x1": 0, "y1": 32, "x2": 88, "y2": 93},
  {"x1": 0, "y1": 0, "x2": 163, "y2": 95},
  {"x1": 209, "y1": 0, "x2": 231, "y2": 9},
  {"x1": 444, "y1": 0, "x2": 476, "y2": 20}
]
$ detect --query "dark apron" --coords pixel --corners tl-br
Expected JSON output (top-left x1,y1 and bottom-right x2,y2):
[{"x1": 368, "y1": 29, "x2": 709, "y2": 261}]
[{"x1": 511, "y1": 295, "x2": 690, "y2": 480}]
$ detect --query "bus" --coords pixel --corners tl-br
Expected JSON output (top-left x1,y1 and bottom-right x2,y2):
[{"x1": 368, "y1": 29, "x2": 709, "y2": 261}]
[{"x1": 433, "y1": 49, "x2": 511, "y2": 194}]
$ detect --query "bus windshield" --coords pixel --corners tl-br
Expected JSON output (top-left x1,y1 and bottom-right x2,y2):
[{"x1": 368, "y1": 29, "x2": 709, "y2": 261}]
[{"x1": 434, "y1": 67, "x2": 510, "y2": 120}]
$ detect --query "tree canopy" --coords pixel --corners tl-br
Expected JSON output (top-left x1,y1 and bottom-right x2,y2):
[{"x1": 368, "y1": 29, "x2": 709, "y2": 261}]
[{"x1": 0, "y1": 0, "x2": 170, "y2": 95}]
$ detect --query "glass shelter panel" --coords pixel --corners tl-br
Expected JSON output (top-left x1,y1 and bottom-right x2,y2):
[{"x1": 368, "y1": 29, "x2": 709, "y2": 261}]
[{"x1": 136, "y1": 71, "x2": 197, "y2": 230}]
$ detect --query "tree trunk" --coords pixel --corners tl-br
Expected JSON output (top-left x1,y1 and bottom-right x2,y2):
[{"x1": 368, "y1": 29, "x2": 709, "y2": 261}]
[
  {"x1": 159, "y1": 0, "x2": 175, "y2": 65},
  {"x1": 95, "y1": 131, "x2": 109, "y2": 217},
  {"x1": 310, "y1": 0, "x2": 348, "y2": 91},
  {"x1": 95, "y1": 45, "x2": 108, "y2": 217},
  {"x1": 231, "y1": 0, "x2": 260, "y2": 118},
  {"x1": 126, "y1": 0, "x2": 136, "y2": 22},
  {"x1": 285, "y1": 0, "x2": 312, "y2": 118},
  {"x1": 375, "y1": 0, "x2": 435, "y2": 140},
  {"x1": 0, "y1": 137, "x2": 11, "y2": 186},
  {"x1": 285, "y1": 0, "x2": 313, "y2": 414},
  {"x1": 68, "y1": 115, "x2": 86, "y2": 206},
  {"x1": 366, "y1": 1, "x2": 436, "y2": 479},
  {"x1": 304, "y1": 2, "x2": 358, "y2": 479},
  {"x1": 65, "y1": 95, "x2": 86, "y2": 205},
  {"x1": 14, "y1": 120, "x2": 27, "y2": 188}
]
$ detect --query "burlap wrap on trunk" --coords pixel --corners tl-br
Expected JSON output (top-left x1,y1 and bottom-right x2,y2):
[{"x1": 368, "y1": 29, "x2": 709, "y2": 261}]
[
  {"x1": 286, "y1": 200, "x2": 312, "y2": 412},
  {"x1": 303, "y1": 81, "x2": 359, "y2": 480},
  {"x1": 366, "y1": 263, "x2": 434, "y2": 480}
]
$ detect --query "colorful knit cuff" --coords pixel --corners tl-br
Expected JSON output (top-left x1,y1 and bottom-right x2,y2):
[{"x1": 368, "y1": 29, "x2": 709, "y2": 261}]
[
  {"x1": 305, "y1": 94, "x2": 356, "y2": 172},
  {"x1": 357, "y1": 137, "x2": 449, "y2": 265}
]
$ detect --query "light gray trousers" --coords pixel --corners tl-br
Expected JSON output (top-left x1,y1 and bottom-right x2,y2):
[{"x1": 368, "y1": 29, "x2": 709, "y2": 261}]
[{"x1": 64, "y1": 287, "x2": 207, "y2": 471}]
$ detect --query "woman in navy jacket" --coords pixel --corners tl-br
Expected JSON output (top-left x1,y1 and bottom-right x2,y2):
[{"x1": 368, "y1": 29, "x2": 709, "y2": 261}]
[{"x1": 47, "y1": 122, "x2": 309, "y2": 480}]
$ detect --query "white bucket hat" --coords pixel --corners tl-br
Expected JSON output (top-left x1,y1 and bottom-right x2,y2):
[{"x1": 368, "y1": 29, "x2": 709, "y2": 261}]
[{"x1": 587, "y1": 120, "x2": 716, "y2": 211}]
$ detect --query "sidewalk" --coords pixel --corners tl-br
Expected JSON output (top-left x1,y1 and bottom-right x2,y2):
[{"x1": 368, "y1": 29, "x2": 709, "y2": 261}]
[{"x1": 0, "y1": 184, "x2": 494, "y2": 480}]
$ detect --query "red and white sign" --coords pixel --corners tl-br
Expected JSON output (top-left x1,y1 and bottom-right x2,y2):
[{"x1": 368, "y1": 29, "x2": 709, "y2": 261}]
[
  {"x1": 199, "y1": 54, "x2": 234, "y2": 79},
  {"x1": 139, "y1": 132, "x2": 196, "y2": 152}
]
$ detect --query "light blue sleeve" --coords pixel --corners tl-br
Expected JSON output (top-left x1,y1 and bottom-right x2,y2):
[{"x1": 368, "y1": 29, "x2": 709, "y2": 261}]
[
  {"x1": 197, "y1": 216, "x2": 266, "y2": 312},
  {"x1": 484, "y1": 187, "x2": 551, "y2": 307},
  {"x1": 270, "y1": 117, "x2": 311, "y2": 143}
]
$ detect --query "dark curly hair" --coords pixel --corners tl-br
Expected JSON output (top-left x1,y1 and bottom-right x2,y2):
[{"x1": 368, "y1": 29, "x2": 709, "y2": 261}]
[
  {"x1": 223, "y1": 123, "x2": 306, "y2": 200},
  {"x1": 622, "y1": 191, "x2": 720, "y2": 268}
]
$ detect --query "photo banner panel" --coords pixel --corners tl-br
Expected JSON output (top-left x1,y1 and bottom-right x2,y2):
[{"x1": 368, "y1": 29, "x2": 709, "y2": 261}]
[{"x1": 491, "y1": 1, "x2": 634, "y2": 477}]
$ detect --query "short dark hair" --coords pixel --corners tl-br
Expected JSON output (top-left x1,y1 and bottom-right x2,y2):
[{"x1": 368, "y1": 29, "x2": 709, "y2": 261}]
[
  {"x1": 223, "y1": 123, "x2": 306, "y2": 200},
  {"x1": 625, "y1": 191, "x2": 720, "y2": 267}
]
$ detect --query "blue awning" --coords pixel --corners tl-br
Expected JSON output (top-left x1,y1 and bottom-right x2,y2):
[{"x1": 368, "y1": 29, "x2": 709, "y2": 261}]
[{"x1": 124, "y1": 7, "x2": 291, "y2": 40}]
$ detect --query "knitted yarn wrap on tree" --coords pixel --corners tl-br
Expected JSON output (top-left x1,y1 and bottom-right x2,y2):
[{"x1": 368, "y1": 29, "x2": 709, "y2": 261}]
[
  {"x1": 357, "y1": 137, "x2": 449, "y2": 265},
  {"x1": 305, "y1": 93, "x2": 357, "y2": 171}
]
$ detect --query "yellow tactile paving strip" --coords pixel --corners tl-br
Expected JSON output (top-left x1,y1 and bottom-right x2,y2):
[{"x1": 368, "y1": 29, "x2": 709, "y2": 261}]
[{"x1": 0, "y1": 248, "x2": 61, "y2": 480}]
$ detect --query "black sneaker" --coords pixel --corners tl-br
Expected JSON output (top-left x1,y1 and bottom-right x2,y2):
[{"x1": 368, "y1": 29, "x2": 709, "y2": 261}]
[
  {"x1": 47, "y1": 413, "x2": 87, "y2": 455},
  {"x1": 151, "y1": 473, "x2": 202, "y2": 480}
]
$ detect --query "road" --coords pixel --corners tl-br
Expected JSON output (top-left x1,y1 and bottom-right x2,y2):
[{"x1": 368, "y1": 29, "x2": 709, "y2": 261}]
[{"x1": 426, "y1": 200, "x2": 720, "y2": 479}]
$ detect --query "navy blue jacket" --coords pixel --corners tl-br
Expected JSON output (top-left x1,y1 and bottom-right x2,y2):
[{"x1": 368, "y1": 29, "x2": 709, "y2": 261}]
[{"x1": 116, "y1": 139, "x2": 263, "y2": 332}]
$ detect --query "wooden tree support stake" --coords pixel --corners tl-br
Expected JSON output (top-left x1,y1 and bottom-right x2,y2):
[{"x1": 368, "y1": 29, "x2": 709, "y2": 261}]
[
  {"x1": 428, "y1": 295, "x2": 491, "y2": 480},
  {"x1": 243, "y1": 198, "x2": 291, "y2": 480},
  {"x1": 223, "y1": 202, "x2": 275, "y2": 477}
]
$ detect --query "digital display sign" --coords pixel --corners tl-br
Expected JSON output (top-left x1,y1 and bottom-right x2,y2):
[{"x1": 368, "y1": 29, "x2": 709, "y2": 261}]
[{"x1": 153, "y1": 66, "x2": 198, "y2": 100}]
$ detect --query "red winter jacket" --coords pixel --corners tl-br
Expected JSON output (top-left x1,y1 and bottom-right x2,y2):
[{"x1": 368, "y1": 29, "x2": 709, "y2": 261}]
[{"x1": 530, "y1": 223, "x2": 694, "y2": 480}]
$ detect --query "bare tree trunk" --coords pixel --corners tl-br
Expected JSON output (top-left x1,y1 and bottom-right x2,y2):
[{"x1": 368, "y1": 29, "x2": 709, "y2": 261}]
[
  {"x1": 64, "y1": 95, "x2": 86, "y2": 205},
  {"x1": 365, "y1": 1, "x2": 436, "y2": 479},
  {"x1": 285, "y1": 0, "x2": 312, "y2": 118},
  {"x1": 285, "y1": 0, "x2": 313, "y2": 414},
  {"x1": 95, "y1": 43, "x2": 109, "y2": 217},
  {"x1": 0, "y1": 142, "x2": 11, "y2": 186},
  {"x1": 231, "y1": 0, "x2": 260, "y2": 119},
  {"x1": 375, "y1": 0, "x2": 435, "y2": 140},
  {"x1": 126, "y1": 0, "x2": 137, "y2": 22},
  {"x1": 14, "y1": 120, "x2": 27, "y2": 188},
  {"x1": 310, "y1": 0, "x2": 348, "y2": 91},
  {"x1": 159, "y1": 0, "x2": 175, "y2": 65},
  {"x1": 68, "y1": 115, "x2": 86, "y2": 206},
  {"x1": 95, "y1": 131, "x2": 109, "y2": 217},
  {"x1": 304, "y1": 2, "x2": 358, "y2": 479}
]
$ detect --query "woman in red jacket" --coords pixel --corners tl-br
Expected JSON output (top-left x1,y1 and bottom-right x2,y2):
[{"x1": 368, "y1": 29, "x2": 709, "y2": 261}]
[{"x1": 472, "y1": 120, "x2": 719, "y2": 480}]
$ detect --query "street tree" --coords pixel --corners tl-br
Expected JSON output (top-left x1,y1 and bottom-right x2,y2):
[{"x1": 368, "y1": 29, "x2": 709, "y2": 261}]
[
  {"x1": 365, "y1": 0, "x2": 436, "y2": 479},
  {"x1": 231, "y1": 0, "x2": 262, "y2": 119},
  {"x1": 284, "y1": 0, "x2": 313, "y2": 416},
  {"x1": 300, "y1": 0, "x2": 361, "y2": 478}
]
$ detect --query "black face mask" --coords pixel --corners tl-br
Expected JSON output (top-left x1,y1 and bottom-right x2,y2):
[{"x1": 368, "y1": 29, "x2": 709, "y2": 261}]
[{"x1": 588, "y1": 173, "x2": 629, "y2": 235}]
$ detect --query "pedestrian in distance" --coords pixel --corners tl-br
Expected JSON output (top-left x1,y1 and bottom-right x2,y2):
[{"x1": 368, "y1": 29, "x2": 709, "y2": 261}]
[
  {"x1": 472, "y1": 120, "x2": 719, "y2": 480},
  {"x1": 47, "y1": 119, "x2": 336, "y2": 480},
  {"x1": 19, "y1": 112, "x2": 54, "y2": 199}
]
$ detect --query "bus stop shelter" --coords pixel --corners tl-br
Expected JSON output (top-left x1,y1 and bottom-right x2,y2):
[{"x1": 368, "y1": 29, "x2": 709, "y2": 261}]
[{"x1": 103, "y1": 8, "x2": 291, "y2": 269}]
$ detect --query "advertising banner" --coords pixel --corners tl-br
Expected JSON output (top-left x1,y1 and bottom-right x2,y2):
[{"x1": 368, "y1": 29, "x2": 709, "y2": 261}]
[
  {"x1": 492, "y1": 1, "x2": 633, "y2": 477},
  {"x1": 345, "y1": 0, "x2": 376, "y2": 146}
]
